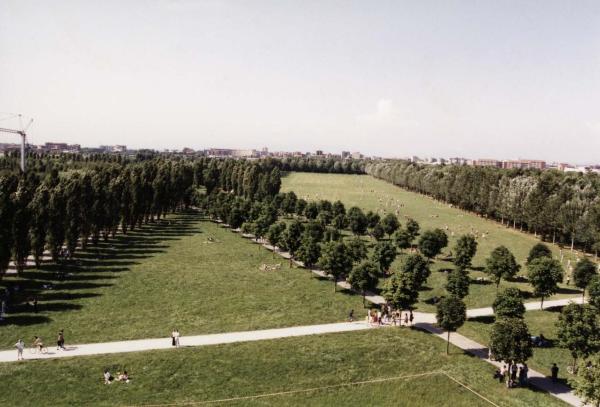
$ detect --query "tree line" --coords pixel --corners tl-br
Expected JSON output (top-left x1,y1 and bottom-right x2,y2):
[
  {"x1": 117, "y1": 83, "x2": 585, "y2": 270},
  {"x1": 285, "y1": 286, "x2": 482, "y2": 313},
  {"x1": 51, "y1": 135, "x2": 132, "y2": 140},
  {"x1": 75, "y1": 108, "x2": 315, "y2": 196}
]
[
  {"x1": 0, "y1": 157, "x2": 282, "y2": 280},
  {"x1": 366, "y1": 160, "x2": 600, "y2": 253}
]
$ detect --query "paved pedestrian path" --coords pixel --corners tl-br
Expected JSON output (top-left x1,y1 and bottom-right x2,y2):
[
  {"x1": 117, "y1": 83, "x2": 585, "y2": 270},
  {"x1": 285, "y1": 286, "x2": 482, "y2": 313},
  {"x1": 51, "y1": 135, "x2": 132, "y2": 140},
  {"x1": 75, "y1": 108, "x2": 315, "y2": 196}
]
[
  {"x1": 415, "y1": 322, "x2": 585, "y2": 406},
  {"x1": 0, "y1": 321, "x2": 370, "y2": 363},
  {"x1": 467, "y1": 297, "x2": 586, "y2": 318}
]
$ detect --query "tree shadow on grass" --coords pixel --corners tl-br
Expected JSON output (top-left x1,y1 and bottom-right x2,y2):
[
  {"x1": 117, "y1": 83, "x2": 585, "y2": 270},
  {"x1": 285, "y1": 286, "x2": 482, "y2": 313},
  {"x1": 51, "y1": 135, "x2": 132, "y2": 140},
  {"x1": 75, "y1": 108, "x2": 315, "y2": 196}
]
[
  {"x1": 556, "y1": 287, "x2": 581, "y2": 295},
  {"x1": 467, "y1": 315, "x2": 495, "y2": 324},
  {"x1": 1, "y1": 210, "x2": 205, "y2": 328},
  {"x1": 469, "y1": 278, "x2": 493, "y2": 286},
  {"x1": 0, "y1": 315, "x2": 51, "y2": 326}
]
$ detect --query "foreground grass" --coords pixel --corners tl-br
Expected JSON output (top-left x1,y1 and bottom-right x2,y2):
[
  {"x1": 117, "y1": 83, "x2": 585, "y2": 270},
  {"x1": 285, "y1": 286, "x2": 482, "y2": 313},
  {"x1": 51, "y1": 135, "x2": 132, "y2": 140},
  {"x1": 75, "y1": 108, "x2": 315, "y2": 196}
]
[
  {"x1": 0, "y1": 328, "x2": 565, "y2": 406},
  {"x1": 282, "y1": 173, "x2": 582, "y2": 311},
  {"x1": 459, "y1": 309, "x2": 573, "y2": 380},
  {"x1": 0, "y1": 212, "x2": 365, "y2": 349}
]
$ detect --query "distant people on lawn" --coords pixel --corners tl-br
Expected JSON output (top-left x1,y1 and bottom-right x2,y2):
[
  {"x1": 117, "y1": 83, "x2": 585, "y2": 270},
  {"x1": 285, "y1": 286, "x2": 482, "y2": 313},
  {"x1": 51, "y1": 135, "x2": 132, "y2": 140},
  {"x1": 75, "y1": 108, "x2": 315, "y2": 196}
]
[
  {"x1": 15, "y1": 339, "x2": 24, "y2": 360},
  {"x1": 104, "y1": 369, "x2": 130, "y2": 384}
]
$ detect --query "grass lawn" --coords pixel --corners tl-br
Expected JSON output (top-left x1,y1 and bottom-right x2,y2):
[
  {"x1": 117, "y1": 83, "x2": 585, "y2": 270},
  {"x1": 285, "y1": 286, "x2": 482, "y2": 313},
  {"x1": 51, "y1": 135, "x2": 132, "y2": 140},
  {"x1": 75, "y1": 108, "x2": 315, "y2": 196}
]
[
  {"x1": 0, "y1": 211, "x2": 366, "y2": 349},
  {"x1": 459, "y1": 308, "x2": 573, "y2": 381},
  {"x1": 0, "y1": 328, "x2": 565, "y2": 406},
  {"x1": 282, "y1": 173, "x2": 583, "y2": 311}
]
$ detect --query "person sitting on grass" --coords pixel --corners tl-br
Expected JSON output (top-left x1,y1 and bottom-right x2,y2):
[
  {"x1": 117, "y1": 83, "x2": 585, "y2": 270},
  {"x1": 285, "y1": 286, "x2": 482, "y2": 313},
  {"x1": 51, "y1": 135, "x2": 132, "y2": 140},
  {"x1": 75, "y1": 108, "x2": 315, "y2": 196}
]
[
  {"x1": 104, "y1": 370, "x2": 113, "y2": 384},
  {"x1": 117, "y1": 371, "x2": 130, "y2": 383}
]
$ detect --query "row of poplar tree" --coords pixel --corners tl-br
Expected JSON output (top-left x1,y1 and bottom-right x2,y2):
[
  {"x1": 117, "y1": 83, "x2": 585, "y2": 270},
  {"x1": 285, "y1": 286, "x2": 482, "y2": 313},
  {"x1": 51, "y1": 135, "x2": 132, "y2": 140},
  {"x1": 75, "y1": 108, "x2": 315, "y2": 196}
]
[
  {"x1": 366, "y1": 160, "x2": 600, "y2": 253},
  {"x1": 0, "y1": 157, "x2": 282, "y2": 279}
]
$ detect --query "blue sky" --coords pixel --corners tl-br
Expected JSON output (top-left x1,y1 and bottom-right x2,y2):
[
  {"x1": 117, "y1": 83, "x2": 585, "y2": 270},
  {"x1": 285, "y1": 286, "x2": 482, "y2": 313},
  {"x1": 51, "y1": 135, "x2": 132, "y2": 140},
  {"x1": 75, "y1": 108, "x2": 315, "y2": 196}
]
[{"x1": 1, "y1": 0, "x2": 599, "y2": 162}]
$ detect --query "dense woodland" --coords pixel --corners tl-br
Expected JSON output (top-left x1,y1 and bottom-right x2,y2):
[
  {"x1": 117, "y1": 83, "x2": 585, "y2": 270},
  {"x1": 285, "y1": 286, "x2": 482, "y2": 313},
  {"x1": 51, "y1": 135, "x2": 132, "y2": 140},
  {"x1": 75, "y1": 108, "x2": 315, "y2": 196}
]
[
  {"x1": 0, "y1": 156, "x2": 281, "y2": 279},
  {"x1": 367, "y1": 160, "x2": 600, "y2": 254}
]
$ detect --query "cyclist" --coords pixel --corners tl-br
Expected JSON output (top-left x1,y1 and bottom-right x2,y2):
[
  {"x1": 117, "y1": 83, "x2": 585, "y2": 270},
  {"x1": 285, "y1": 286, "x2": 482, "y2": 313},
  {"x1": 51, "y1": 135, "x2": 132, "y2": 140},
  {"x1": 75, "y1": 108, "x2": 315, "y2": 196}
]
[{"x1": 33, "y1": 336, "x2": 44, "y2": 353}]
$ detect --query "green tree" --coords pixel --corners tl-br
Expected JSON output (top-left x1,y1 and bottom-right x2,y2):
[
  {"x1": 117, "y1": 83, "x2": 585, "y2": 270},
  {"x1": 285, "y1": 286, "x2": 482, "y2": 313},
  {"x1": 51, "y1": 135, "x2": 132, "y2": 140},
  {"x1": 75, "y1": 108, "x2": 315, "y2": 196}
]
[
  {"x1": 304, "y1": 202, "x2": 319, "y2": 219},
  {"x1": 526, "y1": 243, "x2": 552, "y2": 264},
  {"x1": 484, "y1": 246, "x2": 520, "y2": 289},
  {"x1": 47, "y1": 182, "x2": 66, "y2": 261},
  {"x1": 371, "y1": 241, "x2": 397, "y2": 274},
  {"x1": 332, "y1": 214, "x2": 347, "y2": 230},
  {"x1": 381, "y1": 213, "x2": 400, "y2": 237},
  {"x1": 318, "y1": 241, "x2": 353, "y2": 292},
  {"x1": 527, "y1": 257, "x2": 564, "y2": 308},
  {"x1": 348, "y1": 260, "x2": 379, "y2": 306},
  {"x1": 332, "y1": 200, "x2": 346, "y2": 217},
  {"x1": 0, "y1": 174, "x2": 17, "y2": 279},
  {"x1": 405, "y1": 218, "x2": 420, "y2": 241},
  {"x1": 436, "y1": 297, "x2": 467, "y2": 354},
  {"x1": 489, "y1": 318, "x2": 532, "y2": 372},
  {"x1": 281, "y1": 220, "x2": 304, "y2": 259},
  {"x1": 570, "y1": 353, "x2": 600, "y2": 407},
  {"x1": 383, "y1": 269, "x2": 419, "y2": 312},
  {"x1": 418, "y1": 229, "x2": 447, "y2": 259},
  {"x1": 296, "y1": 236, "x2": 322, "y2": 268},
  {"x1": 393, "y1": 228, "x2": 412, "y2": 251},
  {"x1": 347, "y1": 236, "x2": 367, "y2": 263},
  {"x1": 588, "y1": 275, "x2": 600, "y2": 309},
  {"x1": 295, "y1": 199, "x2": 307, "y2": 216},
  {"x1": 11, "y1": 178, "x2": 34, "y2": 273},
  {"x1": 365, "y1": 211, "x2": 380, "y2": 229},
  {"x1": 266, "y1": 222, "x2": 286, "y2": 255},
  {"x1": 453, "y1": 234, "x2": 478, "y2": 270},
  {"x1": 445, "y1": 268, "x2": 470, "y2": 299},
  {"x1": 347, "y1": 207, "x2": 368, "y2": 235},
  {"x1": 28, "y1": 183, "x2": 50, "y2": 267},
  {"x1": 573, "y1": 258, "x2": 597, "y2": 300},
  {"x1": 371, "y1": 223, "x2": 385, "y2": 240},
  {"x1": 557, "y1": 304, "x2": 600, "y2": 371},
  {"x1": 400, "y1": 253, "x2": 431, "y2": 290},
  {"x1": 492, "y1": 287, "x2": 525, "y2": 319}
]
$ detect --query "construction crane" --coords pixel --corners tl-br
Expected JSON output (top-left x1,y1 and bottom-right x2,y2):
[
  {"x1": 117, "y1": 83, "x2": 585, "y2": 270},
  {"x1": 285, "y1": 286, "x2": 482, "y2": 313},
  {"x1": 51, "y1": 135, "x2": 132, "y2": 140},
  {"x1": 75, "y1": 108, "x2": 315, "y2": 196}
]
[{"x1": 0, "y1": 114, "x2": 33, "y2": 172}]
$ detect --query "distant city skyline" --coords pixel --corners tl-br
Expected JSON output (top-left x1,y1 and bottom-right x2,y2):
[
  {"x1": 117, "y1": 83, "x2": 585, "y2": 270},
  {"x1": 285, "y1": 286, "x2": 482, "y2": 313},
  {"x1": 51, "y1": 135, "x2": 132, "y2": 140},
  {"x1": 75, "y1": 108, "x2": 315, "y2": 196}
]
[{"x1": 1, "y1": 1, "x2": 600, "y2": 163}]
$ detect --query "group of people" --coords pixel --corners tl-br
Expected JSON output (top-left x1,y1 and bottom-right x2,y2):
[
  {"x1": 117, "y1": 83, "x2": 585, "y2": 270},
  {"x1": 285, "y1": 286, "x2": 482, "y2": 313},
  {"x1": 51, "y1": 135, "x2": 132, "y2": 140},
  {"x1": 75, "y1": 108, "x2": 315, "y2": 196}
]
[
  {"x1": 14, "y1": 330, "x2": 67, "y2": 360},
  {"x1": 365, "y1": 308, "x2": 413, "y2": 327},
  {"x1": 494, "y1": 363, "x2": 529, "y2": 388},
  {"x1": 103, "y1": 369, "x2": 130, "y2": 384}
]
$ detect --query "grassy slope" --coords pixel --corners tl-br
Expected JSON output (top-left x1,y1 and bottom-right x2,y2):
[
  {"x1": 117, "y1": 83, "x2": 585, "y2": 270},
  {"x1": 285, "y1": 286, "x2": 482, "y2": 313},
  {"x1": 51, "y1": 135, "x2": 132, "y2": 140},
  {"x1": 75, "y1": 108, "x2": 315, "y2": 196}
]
[
  {"x1": 281, "y1": 173, "x2": 582, "y2": 311},
  {"x1": 459, "y1": 309, "x2": 573, "y2": 380},
  {"x1": 0, "y1": 212, "x2": 365, "y2": 349},
  {"x1": 0, "y1": 329, "x2": 565, "y2": 407}
]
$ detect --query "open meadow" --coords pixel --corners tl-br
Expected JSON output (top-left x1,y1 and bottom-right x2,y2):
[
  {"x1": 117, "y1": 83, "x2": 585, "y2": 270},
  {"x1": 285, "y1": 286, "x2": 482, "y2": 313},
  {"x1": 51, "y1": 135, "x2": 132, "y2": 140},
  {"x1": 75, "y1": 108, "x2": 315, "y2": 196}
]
[
  {"x1": 0, "y1": 212, "x2": 365, "y2": 349},
  {"x1": 0, "y1": 328, "x2": 565, "y2": 407},
  {"x1": 282, "y1": 172, "x2": 582, "y2": 311}
]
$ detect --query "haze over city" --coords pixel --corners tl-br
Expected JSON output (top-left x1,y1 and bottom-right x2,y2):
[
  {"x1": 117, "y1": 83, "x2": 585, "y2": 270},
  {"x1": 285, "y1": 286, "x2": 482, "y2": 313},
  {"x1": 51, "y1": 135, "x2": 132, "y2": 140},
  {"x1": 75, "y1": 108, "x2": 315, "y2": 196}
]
[{"x1": 1, "y1": 0, "x2": 600, "y2": 162}]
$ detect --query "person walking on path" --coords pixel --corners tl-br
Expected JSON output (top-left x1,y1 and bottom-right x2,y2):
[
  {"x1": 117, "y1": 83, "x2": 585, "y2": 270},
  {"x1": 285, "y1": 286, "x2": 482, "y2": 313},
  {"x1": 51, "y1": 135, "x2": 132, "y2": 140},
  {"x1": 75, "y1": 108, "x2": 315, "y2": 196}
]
[
  {"x1": 348, "y1": 309, "x2": 354, "y2": 322},
  {"x1": 404, "y1": 313, "x2": 409, "y2": 326},
  {"x1": 174, "y1": 329, "x2": 180, "y2": 347},
  {"x1": 551, "y1": 363, "x2": 559, "y2": 382},
  {"x1": 15, "y1": 339, "x2": 24, "y2": 361},
  {"x1": 171, "y1": 329, "x2": 176, "y2": 347},
  {"x1": 409, "y1": 310, "x2": 414, "y2": 326},
  {"x1": 57, "y1": 330, "x2": 65, "y2": 350}
]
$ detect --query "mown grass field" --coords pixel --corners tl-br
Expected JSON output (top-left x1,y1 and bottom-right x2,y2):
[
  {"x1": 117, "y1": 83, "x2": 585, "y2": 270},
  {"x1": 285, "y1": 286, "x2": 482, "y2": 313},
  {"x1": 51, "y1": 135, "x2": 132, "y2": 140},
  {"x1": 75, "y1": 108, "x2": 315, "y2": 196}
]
[
  {"x1": 0, "y1": 328, "x2": 565, "y2": 407},
  {"x1": 282, "y1": 173, "x2": 582, "y2": 311},
  {"x1": 0, "y1": 212, "x2": 366, "y2": 349},
  {"x1": 459, "y1": 308, "x2": 573, "y2": 381}
]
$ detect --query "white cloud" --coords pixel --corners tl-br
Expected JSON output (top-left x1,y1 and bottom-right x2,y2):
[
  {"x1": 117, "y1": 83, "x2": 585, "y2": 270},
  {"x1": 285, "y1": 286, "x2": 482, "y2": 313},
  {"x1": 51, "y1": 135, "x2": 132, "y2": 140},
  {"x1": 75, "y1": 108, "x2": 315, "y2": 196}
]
[{"x1": 356, "y1": 99, "x2": 419, "y2": 128}]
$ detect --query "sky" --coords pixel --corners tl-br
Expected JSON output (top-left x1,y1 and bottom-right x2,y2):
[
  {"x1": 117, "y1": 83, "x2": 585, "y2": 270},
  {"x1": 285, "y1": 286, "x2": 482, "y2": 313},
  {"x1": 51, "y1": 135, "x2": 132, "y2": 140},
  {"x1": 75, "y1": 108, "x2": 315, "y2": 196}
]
[{"x1": 1, "y1": 0, "x2": 599, "y2": 163}]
